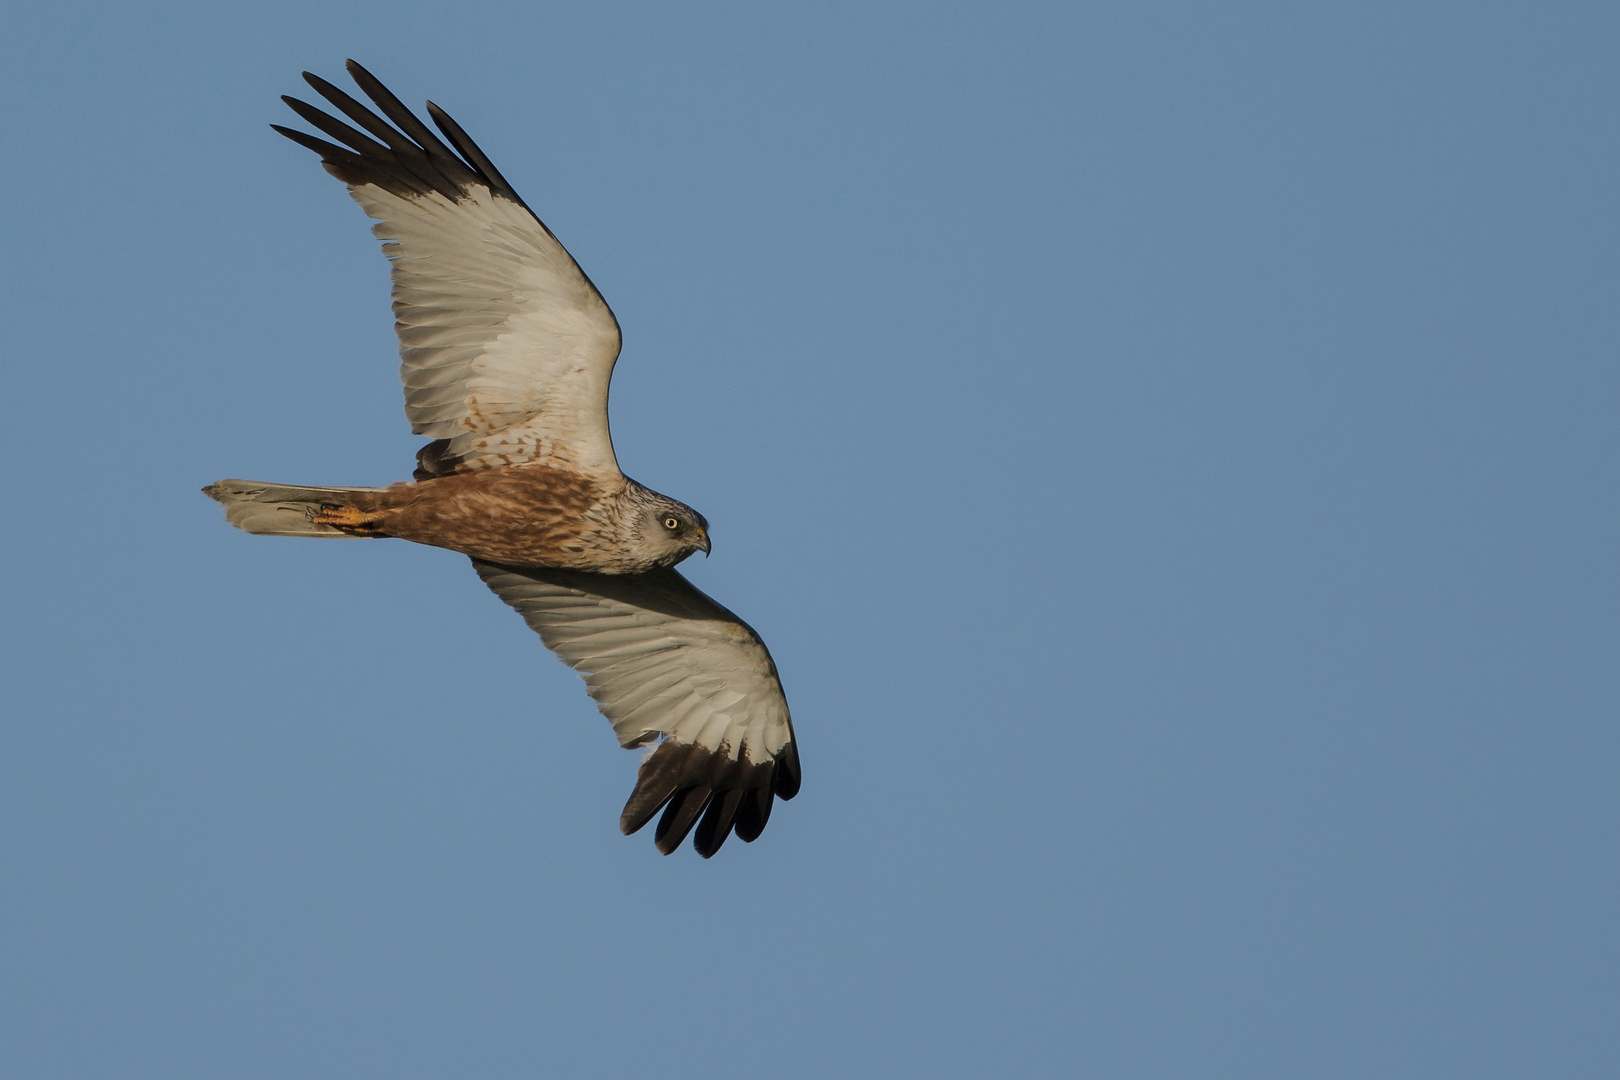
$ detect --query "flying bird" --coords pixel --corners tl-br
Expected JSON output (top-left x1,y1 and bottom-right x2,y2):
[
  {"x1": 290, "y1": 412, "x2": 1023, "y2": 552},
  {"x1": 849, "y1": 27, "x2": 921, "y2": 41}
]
[{"x1": 205, "y1": 61, "x2": 799, "y2": 858}]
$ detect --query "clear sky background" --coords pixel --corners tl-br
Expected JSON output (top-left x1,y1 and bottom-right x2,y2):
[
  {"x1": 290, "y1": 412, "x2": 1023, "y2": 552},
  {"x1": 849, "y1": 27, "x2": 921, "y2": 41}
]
[{"x1": 2, "y1": 2, "x2": 1616, "y2": 1077}]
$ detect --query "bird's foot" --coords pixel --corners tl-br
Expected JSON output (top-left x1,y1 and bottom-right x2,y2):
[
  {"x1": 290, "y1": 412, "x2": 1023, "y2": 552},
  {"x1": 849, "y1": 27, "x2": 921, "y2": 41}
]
[{"x1": 308, "y1": 503, "x2": 385, "y2": 535}]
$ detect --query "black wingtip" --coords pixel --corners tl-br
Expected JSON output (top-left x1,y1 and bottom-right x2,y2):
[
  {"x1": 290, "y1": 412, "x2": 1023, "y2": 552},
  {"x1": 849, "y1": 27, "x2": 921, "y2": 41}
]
[
  {"x1": 654, "y1": 786, "x2": 712, "y2": 855},
  {"x1": 276, "y1": 63, "x2": 486, "y2": 203},
  {"x1": 693, "y1": 786, "x2": 746, "y2": 858},
  {"x1": 300, "y1": 70, "x2": 338, "y2": 99},
  {"x1": 732, "y1": 784, "x2": 772, "y2": 843},
  {"x1": 775, "y1": 742, "x2": 802, "y2": 801},
  {"x1": 423, "y1": 98, "x2": 526, "y2": 207},
  {"x1": 620, "y1": 740, "x2": 695, "y2": 836},
  {"x1": 270, "y1": 123, "x2": 353, "y2": 160},
  {"x1": 620, "y1": 740, "x2": 797, "y2": 856}
]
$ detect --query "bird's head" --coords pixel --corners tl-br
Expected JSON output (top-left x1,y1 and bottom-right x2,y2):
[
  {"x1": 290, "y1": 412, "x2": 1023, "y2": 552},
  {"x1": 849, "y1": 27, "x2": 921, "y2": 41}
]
[{"x1": 638, "y1": 496, "x2": 711, "y2": 565}]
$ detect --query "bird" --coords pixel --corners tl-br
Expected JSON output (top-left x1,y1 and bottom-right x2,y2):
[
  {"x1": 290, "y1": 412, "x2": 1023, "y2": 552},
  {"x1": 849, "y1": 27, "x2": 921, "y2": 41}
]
[{"x1": 204, "y1": 61, "x2": 799, "y2": 858}]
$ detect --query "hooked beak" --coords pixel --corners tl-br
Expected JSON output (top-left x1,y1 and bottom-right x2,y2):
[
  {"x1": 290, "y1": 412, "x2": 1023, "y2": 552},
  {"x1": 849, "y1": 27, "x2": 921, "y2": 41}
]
[{"x1": 694, "y1": 527, "x2": 711, "y2": 557}]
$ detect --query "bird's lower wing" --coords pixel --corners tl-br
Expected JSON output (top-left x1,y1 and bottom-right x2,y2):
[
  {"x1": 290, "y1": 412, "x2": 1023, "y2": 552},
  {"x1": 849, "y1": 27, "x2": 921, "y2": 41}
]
[{"x1": 472, "y1": 560, "x2": 800, "y2": 857}]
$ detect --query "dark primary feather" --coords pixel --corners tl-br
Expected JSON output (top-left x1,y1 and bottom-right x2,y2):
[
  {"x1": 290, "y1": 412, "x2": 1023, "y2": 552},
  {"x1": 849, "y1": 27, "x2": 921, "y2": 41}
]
[
  {"x1": 732, "y1": 779, "x2": 774, "y2": 844},
  {"x1": 629, "y1": 739, "x2": 797, "y2": 857},
  {"x1": 620, "y1": 740, "x2": 698, "y2": 835},
  {"x1": 273, "y1": 60, "x2": 512, "y2": 206},
  {"x1": 424, "y1": 100, "x2": 528, "y2": 208},
  {"x1": 341, "y1": 61, "x2": 472, "y2": 174},
  {"x1": 280, "y1": 94, "x2": 391, "y2": 159}
]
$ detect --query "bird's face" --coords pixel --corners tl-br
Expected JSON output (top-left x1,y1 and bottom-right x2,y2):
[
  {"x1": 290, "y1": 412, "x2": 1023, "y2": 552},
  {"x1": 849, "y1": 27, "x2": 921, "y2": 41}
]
[{"x1": 644, "y1": 501, "x2": 711, "y2": 564}]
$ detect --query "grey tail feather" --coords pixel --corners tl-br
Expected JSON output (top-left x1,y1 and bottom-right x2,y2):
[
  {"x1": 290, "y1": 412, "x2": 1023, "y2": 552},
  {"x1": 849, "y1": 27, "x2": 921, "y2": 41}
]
[{"x1": 202, "y1": 478, "x2": 386, "y2": 538}]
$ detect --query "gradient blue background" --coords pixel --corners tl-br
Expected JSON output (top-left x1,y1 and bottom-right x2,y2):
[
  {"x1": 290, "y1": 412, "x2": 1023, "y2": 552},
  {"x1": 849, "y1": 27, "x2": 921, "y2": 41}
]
[{"x1": 3, "y1": 2, "x2": 1616, "y2": 1076}]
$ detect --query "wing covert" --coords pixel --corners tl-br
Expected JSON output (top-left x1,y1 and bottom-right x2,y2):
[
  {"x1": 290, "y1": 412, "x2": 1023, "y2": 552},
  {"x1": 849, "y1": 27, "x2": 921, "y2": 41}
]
[
  {"x1": 473, "y1": 560, "x2": 800, "y2": 857},
  {"x1": 275, "y1": 61, "x2": 623, "y2": 480}
]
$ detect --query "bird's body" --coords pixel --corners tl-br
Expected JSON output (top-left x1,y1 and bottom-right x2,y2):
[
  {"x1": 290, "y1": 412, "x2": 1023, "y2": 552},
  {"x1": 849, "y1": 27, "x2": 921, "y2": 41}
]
[
  {"x1": 205, "y1": 61, "x2": 798, "y2": 857},
  {"x1": 209, "y1": 467, "x2": 707, "y2": 574}
]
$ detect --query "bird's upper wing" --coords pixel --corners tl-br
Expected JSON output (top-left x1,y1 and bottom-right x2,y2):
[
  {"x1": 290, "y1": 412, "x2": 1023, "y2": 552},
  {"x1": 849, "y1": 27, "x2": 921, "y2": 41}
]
[
  {"x1": 274, "y1": 61, "x2": 623, "y2": 481},
  {"x1": 473, "y1": 560, "x2": 800, "y2": 857}
]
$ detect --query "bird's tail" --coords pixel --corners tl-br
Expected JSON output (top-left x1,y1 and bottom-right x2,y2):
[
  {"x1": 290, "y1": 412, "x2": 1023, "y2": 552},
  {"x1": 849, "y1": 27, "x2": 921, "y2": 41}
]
[{"x1": 202, "y1": 479, "x2": 389, "y2": 538}]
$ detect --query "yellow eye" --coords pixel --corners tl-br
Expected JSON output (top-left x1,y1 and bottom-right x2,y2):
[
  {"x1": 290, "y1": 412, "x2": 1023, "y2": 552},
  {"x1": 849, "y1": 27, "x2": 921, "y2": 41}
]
[{"x1": 664, "y1": 516, "x2": 680, "y2": 530}]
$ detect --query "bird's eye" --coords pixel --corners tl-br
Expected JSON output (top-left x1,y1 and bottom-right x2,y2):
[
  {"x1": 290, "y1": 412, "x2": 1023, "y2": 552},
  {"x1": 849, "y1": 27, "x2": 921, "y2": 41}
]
[{"x1": 664, "y1": 516, "x2": 680, "y2": 530}]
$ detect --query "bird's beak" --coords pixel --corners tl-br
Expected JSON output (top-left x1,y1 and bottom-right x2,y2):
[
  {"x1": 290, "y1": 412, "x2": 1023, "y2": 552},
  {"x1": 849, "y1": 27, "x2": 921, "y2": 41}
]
[{"x1": 694, "y1": 527, "x2": 711, "y2": 556}]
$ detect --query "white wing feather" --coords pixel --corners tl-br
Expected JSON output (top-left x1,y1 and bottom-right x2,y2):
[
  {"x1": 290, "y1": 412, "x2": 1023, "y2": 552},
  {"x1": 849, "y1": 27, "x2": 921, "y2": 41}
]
[
  {"x1": 353, "y1": 185, "x2": 623, "y2": 477},
  {"x1": 473, "y1": 561, "x2": 793, "y2": 762}
]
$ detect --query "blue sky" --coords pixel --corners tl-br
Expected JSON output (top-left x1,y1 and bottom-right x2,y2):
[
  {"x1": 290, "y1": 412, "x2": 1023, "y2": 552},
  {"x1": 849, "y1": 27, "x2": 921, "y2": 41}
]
[{"x1": 2, "y1": 2, "x2": 1617, "y2": 1076}]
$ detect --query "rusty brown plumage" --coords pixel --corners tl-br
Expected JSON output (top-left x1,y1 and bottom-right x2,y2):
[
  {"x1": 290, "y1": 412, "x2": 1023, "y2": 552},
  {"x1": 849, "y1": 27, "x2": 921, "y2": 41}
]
[{"x1": 322, "y1": 464, "x2": 611, "y2": 568}]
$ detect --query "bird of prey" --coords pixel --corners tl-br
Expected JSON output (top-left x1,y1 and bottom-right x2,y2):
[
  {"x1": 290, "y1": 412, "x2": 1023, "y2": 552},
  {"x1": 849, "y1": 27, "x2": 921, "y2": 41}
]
[{"x1": 205, "y1": 61, "x2": 799, "y2": 858}]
